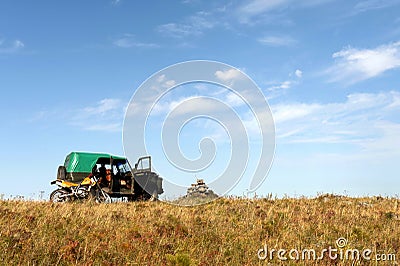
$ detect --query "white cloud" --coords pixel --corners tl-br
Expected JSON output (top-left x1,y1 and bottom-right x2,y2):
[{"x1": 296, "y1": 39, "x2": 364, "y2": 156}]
[
  {"x1": 264, "y1": 70, "x2": 302, "y2": 99},
  {"x1": 156, "y1": 74, "x2": 176, "y2": 89},
  {"x1": 111, "y1": 0, "x2": 121, "y2": 5},
  {"x1": 157, "y1": 74, "x2": 166, "y2": 83},
  {"x1": 113, "y1": 34, "x2": 158, "y2": 48},
  {"x1": 258, "y1": 35, "x2": 297, "y2": 46},
  {"x1": 215, "y1": 69, "x2": 243, "y2": 83},
  {"x1": 295, "y1": 69, "x2": 302, "y2": 78},
  {"x1": 14, "y1": 40, "x2": 24, "y2": 48},
  {"x1": 164, "y1": 80, "x2": 176, "y2": 87},
  {"x1": 326, "y1": 42, "x2": 400, "y2": 83},
  {"x1": 0, "y1": 39, "x2": 24, "y2": 54},
  {"x1": 279, "y1": 81, "x2": 291, "y2": 89},
  {"x1": 266, "y1": 80, "x2": 293, "y2": 99},
  {"x1": 387, "y1": 90, "x2": 400, "y2": 109}
]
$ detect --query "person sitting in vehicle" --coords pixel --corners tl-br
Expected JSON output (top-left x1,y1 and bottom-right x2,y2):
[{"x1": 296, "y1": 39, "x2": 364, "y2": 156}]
[{"x1": 98, "y1": 163, "x2": 109, "y2": 187}]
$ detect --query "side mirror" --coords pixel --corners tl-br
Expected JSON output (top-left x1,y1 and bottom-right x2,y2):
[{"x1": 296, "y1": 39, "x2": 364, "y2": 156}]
[{"x1": 134, "y1": 163, "x2": 138, "y2": 169}]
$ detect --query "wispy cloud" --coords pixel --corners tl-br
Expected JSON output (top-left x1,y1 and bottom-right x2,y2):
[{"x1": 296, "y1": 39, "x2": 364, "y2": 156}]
[
  {"x1": 113, "y1": 34, "x2": 159, "y2": 48},
  {"x1": 0, "y1": 38, "x2": 24, "y2": 54},
  {"x1": 83, "y1": 99, "x2": 122, "y2": 116},
  {"x1": 32, "y1": 98, "x2": 127, "y2": 132},
  {"x1": 267, "y1": 80, "x2": 292, "y2": 92},
  {"x1": 326, "y1": 41, "x2": 400, "y2": 84},
  {"x1": 265, "y1": 69, "x2": 302, "y2": 99},
  {"x1": 157, "y1": 11, "x2": 216, "y2": 38},
  {"x1": 353, "y1": 0, "x2": 400, "y2": 13},
  {"x1": 111, "y1": 0, "x2": 121, "y2": 6},
  {"x1": 125, "y1": 74, "x2": 177, "y2": 118},
  {"x1": 70, "y1": 98, "x2": 126, "y2": 132},
  {"x1": 236, "y1": 0, "x2": 333, "y2": 23},
  {"x1": 181, "y1": 0, "x2": 200, "y2": 4},
  {"x1": 273, "y1": 90, "x2": 400, "y2": 157},
  {"x1": 275, "y1": 91, "x2": 400, "y2": 125},
  {"x1": 238, "y1": 0, "x2": 289, "y2": 20},
  {"x1": 258, "y1": 35, "x2": 297, "y2": 46}
]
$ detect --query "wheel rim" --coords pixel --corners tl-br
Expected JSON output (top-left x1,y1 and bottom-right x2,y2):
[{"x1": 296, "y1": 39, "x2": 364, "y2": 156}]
[
  {"x1": 51, "y1": 190, "x2": 68, "y2": 202},
  {"x1": 96, "y1": 190, "x2": 111, "y2": 203}
]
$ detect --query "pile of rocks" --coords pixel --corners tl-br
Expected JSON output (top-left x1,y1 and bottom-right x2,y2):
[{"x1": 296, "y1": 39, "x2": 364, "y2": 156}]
[
  {"x1": 172, "y1": 179, "x2": 218, "y2": 206},
  {"x1": 187, "y1": 179, "x2": 212, "y2": 197}
]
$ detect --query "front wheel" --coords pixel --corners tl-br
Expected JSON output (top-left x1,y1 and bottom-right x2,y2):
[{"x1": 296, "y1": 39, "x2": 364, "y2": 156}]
[
  {"x1": 50, "y1": 189, "x2": 71, "y2": 203},
  {"x1": 95, "y1": 189, "x2": 111, "y2": 203},
  {"x1": 149, "y1": 190, "x2": 159, "y2": 202}
]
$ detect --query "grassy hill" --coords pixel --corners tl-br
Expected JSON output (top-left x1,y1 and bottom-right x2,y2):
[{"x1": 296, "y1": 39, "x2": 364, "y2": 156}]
[{"x1": 0, "y1": 196, "x2": 399, "y2": 265}]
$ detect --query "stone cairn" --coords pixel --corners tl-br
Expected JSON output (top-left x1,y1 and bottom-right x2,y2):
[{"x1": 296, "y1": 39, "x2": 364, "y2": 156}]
[{"x1": 186, "y1": 179, "x2": 214, "y2": 197}]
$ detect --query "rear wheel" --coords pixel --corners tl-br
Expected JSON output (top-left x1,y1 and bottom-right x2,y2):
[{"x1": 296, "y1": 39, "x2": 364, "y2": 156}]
[
  {"x1": 50, "y1": 189, "x2": 71, "y2": 203},
  {"x1": 95, "y1": 189, "x2": 111, "y2": 203}
]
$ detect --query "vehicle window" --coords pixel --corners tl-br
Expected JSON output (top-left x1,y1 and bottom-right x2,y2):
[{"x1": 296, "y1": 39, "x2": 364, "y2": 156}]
[{"x1": 137, "y1": 157, "x2": 150, "y2": 170}]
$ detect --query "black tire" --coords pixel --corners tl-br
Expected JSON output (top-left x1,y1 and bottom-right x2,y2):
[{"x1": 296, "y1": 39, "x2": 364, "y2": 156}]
[
  {"x1": 95, "y1": 189, "x2": 111, "y2": 203},
  {"x1": 149, "y1": 190, "x2": 158, "y2": 201},
  {"x1": 57, "y1": 166, "x2": 66, "y2": 180},
  {"x1": 50, "y1": 189, "x2": 71, "y2": 203}
]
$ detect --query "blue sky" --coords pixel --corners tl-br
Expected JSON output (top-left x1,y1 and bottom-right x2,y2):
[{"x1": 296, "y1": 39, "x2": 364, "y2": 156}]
[{"x1": 0, "y1": 0, "x2": 400, "y2": 199}]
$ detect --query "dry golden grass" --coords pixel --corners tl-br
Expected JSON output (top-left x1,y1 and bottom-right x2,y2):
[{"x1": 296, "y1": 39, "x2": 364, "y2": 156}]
[{"x1": 0, "y1": 195, "x2": 399, "y2": 265}]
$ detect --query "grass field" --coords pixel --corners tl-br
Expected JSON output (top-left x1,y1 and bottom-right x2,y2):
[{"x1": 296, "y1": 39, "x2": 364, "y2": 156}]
[{"x1": 0, "y1": 195, "x2": 399, "y2": 265}]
